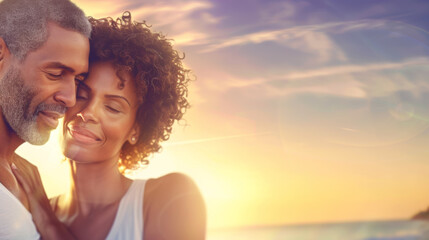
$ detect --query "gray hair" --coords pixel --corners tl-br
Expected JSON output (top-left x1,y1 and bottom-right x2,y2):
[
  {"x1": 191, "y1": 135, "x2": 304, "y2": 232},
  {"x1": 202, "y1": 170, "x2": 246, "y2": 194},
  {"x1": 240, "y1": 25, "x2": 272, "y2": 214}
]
[{"x1": 0, "y1": 0, "x2": 91, "y2": 60}]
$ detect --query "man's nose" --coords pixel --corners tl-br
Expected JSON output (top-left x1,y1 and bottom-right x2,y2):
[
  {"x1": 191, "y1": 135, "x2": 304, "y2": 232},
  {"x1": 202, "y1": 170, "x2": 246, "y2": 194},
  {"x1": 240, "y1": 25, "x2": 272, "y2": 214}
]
[{"x1": 53, "y1": 77, "x2": 76, "y2": 107}]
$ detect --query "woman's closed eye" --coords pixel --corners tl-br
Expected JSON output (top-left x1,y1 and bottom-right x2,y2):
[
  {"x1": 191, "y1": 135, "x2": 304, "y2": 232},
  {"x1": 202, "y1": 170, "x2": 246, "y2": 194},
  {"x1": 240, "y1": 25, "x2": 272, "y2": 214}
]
[
  {"x1": 76, "y1": 88, "x2": 89, "y2": 100},
  {"x1": 76, "y1": 95, "x2": 88, "y2": 100},
  {"x1": 104, "y1": 98, "x2": 127, "y2": 114},
  {"x1": 105, "y1": 105, "x2": 121, "y2": 113}
]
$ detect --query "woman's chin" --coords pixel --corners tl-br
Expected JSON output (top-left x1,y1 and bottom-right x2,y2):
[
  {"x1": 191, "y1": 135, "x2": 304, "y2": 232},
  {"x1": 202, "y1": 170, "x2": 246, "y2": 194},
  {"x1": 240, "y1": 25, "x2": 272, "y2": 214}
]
[
  {"x1": 62, "y1": 144, "x2": 85, "y2": 161},
  {"x1": 62, "y1": 144, "x2": 108, "y2": 164},
  {"x1": 62, "y1": 144, "x2": 92, "y2": 162}
]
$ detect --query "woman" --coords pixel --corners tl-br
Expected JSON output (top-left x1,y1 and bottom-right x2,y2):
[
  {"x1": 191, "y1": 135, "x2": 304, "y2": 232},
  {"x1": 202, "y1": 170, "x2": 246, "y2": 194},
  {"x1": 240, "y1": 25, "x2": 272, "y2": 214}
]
[{"x1": 13, "y1": 12, "x2": 206, "y2": 240}]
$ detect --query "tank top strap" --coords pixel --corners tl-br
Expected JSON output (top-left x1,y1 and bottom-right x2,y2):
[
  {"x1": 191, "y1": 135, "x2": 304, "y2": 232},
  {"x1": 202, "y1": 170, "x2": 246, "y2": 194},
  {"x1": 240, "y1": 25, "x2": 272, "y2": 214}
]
[{"x1": 105, "y1": 179, "x2": 147, "y2": 240}]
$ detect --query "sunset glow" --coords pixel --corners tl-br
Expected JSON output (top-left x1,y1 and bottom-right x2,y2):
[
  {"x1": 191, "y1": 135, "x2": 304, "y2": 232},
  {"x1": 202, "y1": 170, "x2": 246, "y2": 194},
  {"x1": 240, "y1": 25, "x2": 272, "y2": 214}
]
[{"x1": 16, "y1": 0, "x2": 429, "y2": 232}]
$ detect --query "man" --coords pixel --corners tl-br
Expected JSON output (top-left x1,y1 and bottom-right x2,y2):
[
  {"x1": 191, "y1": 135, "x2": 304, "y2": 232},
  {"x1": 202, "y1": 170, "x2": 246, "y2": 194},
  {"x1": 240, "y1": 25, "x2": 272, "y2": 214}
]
[{"x1": 0, "y1": 0, "x2": 91, "y2": 238}]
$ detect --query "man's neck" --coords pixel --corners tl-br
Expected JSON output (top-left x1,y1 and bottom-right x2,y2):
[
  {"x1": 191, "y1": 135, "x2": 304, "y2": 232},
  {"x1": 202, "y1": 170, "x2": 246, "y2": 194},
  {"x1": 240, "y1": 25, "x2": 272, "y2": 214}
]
[
  {"x1": 0, "y1": 109, "x2": 24, "y2": 162},
  {"x1": 0, "y1": 109, "x2": 29, "y2": 211}
]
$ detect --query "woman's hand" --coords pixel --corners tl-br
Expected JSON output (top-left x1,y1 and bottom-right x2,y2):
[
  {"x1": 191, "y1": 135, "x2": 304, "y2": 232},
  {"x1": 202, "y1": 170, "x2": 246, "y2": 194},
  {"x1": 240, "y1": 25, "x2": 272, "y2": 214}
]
[{"x1": 11, "y1": 163, "x2": 76, "y2": 240}]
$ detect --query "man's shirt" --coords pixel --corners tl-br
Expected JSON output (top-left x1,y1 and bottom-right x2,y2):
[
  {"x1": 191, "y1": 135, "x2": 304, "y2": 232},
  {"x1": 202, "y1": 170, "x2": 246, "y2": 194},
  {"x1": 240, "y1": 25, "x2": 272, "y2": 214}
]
[{"x1": 0, "y1": 182, "x2": 40, "y2": 239}]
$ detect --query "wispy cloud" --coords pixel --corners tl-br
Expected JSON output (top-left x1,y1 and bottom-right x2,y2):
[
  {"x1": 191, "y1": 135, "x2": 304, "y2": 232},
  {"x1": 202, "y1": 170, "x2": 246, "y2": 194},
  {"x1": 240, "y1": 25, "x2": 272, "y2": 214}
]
[
  {"x1": 164, "y1": 132, "x2": 272, "y2": 146},
  {"x1": 74, "y1": 0, "x2": 130, "y2": 17},
  {"x1": 259, "y1": 1, "x2": 298, "y2": 24},
  {"x1": 341, "y1": 128, "x2": 359, "y2": 133},
  {"x1": 225, "y1": 57, "x2": 429, "y2": 86},
  {"x1": 205, "y1": 57, "x2": 429, "y2": 99},
  {"x1": 202, "y1": 19, "x2": 392, "y2": 52},
  {"x1": 278, "y1": 57, "x2": 429, "y2": 81},
  {"x1": 116, "y1": 0, "x2": 220, "y2": 47},
  {"x1": 172, "y1": 32, "x2": 210, "y2": 46},
  {"x1": 131, "y1": 1, "x2": 212, "y2": 17},
  {"x1": 125, "y1": 0, "x2": 217, "y2": 35},
  {"x1": 262, "y1": 76, "x2": 367, "y2": 98}
]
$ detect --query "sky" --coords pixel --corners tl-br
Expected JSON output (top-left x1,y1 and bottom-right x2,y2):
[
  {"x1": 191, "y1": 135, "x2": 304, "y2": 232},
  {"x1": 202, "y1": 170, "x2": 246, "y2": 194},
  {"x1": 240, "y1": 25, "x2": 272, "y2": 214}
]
[{"x1": 16, "y1": 0, "x2": 429, "y2": 231}]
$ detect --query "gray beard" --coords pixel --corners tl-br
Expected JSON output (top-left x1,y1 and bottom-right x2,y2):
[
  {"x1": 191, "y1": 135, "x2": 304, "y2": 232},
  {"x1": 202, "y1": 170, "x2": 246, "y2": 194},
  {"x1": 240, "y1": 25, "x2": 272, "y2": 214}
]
[{"x1": 0, "y1": 65, "x2": 50, "y2": 145}]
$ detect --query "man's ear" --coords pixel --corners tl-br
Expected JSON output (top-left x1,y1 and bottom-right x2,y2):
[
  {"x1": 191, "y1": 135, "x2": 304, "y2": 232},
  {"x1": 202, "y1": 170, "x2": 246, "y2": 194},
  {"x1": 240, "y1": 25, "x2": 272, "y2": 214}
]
[
  {"x1": 128, "y1": 123, "x2": 140, "y2": 145},
  {"x1": 0, "y1": 37, "x2": 11, "y2": 68}
]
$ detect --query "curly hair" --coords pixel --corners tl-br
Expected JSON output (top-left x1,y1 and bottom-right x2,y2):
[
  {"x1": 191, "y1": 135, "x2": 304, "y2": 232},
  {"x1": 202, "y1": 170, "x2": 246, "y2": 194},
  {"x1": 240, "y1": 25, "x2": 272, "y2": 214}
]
[{"x1": 88, "y1": 12, "x2": 190, "y2": 170}]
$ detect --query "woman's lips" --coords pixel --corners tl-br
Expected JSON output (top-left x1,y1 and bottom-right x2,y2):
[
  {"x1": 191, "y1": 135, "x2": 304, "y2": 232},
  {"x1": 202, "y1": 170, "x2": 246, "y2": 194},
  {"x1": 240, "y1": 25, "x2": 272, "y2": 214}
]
[{"x1": 68, "y1": 125, "x2": 102, "y2": 144}]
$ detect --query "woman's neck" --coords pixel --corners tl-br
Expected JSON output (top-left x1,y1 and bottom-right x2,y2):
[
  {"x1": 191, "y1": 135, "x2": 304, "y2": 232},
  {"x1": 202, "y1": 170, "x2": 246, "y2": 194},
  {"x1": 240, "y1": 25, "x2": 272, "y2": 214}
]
[{"x1": 65, "y1": 158, "x2": 132, "y2": 216}]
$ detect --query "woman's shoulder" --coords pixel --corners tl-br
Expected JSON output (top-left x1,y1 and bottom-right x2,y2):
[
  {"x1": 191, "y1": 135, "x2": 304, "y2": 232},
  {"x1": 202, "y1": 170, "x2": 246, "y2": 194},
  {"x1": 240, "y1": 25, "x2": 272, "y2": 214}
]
[
  {"x1": 144, "y1": 172, "x2": 204, "y2": 209},
  {"x1": 143, "y1": 173, "x2": 206, "y2": 240},
  {"x1": 145, "y1": 173, "x2": 199, "y2": 196}
]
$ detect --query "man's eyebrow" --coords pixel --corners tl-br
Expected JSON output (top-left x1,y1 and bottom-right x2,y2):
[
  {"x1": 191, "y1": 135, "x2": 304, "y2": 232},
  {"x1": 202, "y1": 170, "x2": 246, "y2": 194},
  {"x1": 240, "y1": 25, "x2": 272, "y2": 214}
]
[
  {"x1": 44, "y1": 62, "x2": 77, "y2": 73},
  {"x1": 105, "y1": 95, "x2": 131, "y2": 106}
]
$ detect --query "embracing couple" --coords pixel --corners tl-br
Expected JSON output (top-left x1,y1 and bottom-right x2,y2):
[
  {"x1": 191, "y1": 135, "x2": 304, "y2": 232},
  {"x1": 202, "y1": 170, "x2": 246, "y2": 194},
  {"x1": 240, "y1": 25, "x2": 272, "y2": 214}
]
[{"x1": 0, "y1": 0, "x2": 206, "y2": 239}]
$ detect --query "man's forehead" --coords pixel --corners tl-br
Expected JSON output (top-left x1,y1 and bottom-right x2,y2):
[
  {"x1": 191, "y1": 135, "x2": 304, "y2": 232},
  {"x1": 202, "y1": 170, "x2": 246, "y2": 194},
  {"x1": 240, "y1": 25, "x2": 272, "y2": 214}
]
[{"x1": 21, "y1": 24, "x2": 90, "y2": 73}]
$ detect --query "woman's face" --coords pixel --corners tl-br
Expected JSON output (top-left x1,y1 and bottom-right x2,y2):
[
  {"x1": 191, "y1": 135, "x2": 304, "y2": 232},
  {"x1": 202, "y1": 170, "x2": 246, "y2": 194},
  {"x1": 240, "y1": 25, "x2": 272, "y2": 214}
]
[{"x1": 61, "y1": 61, "x2": 139, "y2": 164}]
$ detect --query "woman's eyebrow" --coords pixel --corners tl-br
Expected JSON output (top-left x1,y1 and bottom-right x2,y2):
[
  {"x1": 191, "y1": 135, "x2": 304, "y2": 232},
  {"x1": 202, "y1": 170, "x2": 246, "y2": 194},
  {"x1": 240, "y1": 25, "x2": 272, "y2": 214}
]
[{"x1": 77, "y1": 82, "x2": 131, "y2": 106}]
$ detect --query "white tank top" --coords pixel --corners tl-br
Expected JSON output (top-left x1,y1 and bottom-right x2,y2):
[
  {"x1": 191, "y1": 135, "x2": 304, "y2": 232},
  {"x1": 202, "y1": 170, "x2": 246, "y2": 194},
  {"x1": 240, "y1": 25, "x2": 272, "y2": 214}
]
[
  {"x1": 105, "y1": 179, "x2": 147, "y2": 240},
  {"x1": 0, "y1": 183, "x2": 40, "y2": 239}
]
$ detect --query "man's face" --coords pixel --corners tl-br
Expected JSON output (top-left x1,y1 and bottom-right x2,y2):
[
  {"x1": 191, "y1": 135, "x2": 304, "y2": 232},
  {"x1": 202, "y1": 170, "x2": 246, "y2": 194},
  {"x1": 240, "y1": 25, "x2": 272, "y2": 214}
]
[{"x1": 0, "y1": 22, "x2": 89, "y2": 145}]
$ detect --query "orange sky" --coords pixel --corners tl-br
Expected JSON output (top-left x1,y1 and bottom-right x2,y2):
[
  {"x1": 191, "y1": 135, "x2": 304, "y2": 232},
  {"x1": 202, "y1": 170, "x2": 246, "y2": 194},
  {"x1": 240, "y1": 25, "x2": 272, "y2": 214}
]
[{"x1": 17, "y1": 0, "x2": 429, "y2": 231}]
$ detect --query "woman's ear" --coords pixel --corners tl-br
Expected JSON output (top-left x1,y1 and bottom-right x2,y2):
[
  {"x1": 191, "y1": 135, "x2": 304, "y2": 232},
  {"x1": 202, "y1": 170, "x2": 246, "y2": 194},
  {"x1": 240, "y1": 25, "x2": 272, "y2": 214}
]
[{"x1": 128, "y1": 123, "x2": 140, "y2": 145}]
